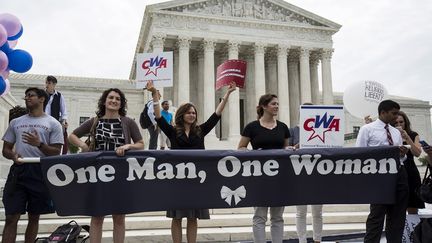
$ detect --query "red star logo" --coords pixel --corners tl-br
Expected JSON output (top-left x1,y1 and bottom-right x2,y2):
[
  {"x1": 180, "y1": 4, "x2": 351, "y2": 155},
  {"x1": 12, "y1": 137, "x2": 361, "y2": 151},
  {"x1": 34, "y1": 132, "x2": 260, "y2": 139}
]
[
  {"x1": 307, "y1": 127, "x2": 331, "y2": 143},
  {"x1": 144, "y1": 65, "x2": 160, "y2": 77}
]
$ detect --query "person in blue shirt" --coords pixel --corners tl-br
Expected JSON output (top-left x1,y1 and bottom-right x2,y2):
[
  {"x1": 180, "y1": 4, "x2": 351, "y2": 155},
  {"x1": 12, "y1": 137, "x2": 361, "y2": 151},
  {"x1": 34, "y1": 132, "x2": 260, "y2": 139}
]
[{"x1": 159, "y1": 100, "x2": 173, "y2": 150}]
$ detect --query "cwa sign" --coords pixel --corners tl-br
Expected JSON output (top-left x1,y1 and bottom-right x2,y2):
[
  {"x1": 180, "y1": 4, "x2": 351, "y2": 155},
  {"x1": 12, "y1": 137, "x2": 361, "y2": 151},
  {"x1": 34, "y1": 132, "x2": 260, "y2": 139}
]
[{"x1": 135, "y1": 52, "x2": 173, "y2": 88}]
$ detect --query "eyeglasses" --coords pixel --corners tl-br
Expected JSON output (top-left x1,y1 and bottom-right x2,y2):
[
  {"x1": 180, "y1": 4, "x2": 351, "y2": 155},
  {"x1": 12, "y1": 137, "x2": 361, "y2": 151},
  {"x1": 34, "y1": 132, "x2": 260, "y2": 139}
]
[{"x1": 24, "y1": 93, "x2": 37, "y2": 99}]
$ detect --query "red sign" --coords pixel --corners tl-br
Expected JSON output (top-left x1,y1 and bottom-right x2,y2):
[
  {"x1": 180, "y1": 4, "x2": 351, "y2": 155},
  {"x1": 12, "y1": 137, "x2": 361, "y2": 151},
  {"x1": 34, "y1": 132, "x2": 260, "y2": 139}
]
[{"x1": 215, "y1": 60, "x2": 247, "y2": 90}]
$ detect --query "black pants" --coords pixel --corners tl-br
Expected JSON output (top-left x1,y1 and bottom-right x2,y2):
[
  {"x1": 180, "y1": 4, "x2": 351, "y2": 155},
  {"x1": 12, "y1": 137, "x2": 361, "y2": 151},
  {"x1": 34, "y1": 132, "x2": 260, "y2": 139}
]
[
  {"x1": 364, "y1": 166, "x2": 409, "y2": 243},
  {"x1": 147, "y1": 125, "x2": 159, "y2": 150}
]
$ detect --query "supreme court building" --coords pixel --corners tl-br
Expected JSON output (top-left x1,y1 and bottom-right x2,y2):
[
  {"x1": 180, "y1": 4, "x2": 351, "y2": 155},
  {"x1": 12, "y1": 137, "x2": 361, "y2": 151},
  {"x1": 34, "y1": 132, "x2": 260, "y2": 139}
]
[{"x1": 130, "y1": 0, "x2": 342, "y2": 140}]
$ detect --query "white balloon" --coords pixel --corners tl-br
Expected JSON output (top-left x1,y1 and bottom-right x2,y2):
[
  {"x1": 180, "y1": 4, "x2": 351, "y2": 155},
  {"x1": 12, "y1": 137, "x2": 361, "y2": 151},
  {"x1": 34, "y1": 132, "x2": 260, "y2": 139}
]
[{"x1": 343, "y1": 80, "x2": 389, "y2": 119}]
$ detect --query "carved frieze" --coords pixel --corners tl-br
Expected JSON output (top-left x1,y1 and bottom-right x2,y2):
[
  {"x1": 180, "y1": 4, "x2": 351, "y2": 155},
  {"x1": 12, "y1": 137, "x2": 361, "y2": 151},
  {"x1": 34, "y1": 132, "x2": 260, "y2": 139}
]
[
  {"x1": 153, "y1": 14, "x2": 210, "y2": 31},
  {"x1": 163, "y1": 0, "x2": 326, "y2": 27},
  {"x1": 152, "y1": 13, "x2": 332, "y2": 44}
]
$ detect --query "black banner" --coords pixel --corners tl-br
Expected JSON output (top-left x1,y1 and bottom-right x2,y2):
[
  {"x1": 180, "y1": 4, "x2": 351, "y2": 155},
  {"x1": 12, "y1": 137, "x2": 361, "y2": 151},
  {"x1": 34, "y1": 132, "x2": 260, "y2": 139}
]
[{"x1": 40, "y1": 146, "x2": 400, "y2": 216}]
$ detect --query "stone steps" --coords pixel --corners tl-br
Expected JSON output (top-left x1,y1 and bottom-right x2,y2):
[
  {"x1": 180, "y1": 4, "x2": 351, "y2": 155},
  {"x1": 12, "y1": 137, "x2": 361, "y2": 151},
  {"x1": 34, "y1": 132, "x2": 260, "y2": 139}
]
[
  {"x1": 11, "y1": 223, "x2": 367, "y2": 243},
  {"x1": 0, "y1": 211, "x2": 370, "y2": 234},
  {"x1": 0, "y1": 204, "x2": 372, "y2": 242},
  {"x1": 0, "y1": 204, "x2": 371, "y2": 220}
]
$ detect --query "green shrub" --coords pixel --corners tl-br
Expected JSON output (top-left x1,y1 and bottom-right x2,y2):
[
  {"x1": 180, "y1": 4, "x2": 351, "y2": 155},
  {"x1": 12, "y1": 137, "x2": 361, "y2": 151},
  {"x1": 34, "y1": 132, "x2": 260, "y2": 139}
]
[
  {"x1": 418, "y1": 156, "x2": 430, "y2": 166},
  {"x1": 68, "y1": 143, "x2": 79, "y2": 154}
]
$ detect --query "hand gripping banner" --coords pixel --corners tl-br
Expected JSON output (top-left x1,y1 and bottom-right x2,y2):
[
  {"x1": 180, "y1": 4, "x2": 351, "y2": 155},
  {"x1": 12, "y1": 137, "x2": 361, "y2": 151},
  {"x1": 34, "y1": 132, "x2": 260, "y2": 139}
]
[{"x1": 40, "y1": 147, "x2": 400, "y2": 216}]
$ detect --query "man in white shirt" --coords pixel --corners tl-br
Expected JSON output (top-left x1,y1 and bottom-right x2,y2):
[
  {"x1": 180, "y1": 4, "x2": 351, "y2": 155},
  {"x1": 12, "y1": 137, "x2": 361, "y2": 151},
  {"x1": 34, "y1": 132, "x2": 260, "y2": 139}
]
[
  {"x1": 356, "y1": 99, "x2": 409, "y2": 243},
  {"x1": 45, "y1": 75, "x2": 68, "y2": 154}
]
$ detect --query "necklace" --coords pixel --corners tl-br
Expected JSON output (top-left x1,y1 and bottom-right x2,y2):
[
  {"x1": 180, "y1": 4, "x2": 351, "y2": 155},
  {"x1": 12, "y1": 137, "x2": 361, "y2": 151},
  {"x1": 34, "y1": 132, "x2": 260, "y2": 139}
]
[{"x1": 260, "y1": 119, "x2": 276, "y2": 130}]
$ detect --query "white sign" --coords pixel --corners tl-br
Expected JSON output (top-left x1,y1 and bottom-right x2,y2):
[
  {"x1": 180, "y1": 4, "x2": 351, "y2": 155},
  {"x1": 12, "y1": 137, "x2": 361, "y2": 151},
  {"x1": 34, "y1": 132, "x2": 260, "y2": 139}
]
[
  {"x1": 299, "y1": 105, "x2": 345, "y2": 148},
  {"x1": 136, "y1": 52, "x2": 173, "y2": 89}
]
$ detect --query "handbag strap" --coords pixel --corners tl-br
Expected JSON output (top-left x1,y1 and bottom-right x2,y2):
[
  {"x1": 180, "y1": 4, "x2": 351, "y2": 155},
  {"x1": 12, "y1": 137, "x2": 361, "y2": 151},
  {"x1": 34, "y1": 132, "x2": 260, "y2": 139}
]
[
  {"x1": 423, "y1": 165, "x2": 431, "y2": 182},
  {"x1": 89, "y1": 117, "x2": 99, "y2": 137}
]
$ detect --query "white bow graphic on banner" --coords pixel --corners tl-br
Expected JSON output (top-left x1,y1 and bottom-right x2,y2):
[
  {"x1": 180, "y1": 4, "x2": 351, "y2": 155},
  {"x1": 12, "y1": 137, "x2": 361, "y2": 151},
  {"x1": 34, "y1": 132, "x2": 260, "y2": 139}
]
[{"x1": 220, "y1": 185, "x2": 246, "y2": 206}]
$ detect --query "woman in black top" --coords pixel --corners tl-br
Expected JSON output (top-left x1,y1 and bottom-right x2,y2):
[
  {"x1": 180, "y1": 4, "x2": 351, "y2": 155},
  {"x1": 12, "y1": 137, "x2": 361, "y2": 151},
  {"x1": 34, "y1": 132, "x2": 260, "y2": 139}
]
[
  {"x1": 238, "y1": 94, "x2": 290, "y2": 243},
  {"x1": 393, "y1": 111, "x2": 424, "y2": 212},
  {"x1": 146, "y1": 81, "x2": 236, "y2": 243}
]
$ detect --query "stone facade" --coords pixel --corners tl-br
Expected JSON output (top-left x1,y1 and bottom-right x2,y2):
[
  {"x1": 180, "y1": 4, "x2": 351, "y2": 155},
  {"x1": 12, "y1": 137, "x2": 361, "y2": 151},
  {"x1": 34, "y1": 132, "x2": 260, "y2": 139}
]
[{"x1": 130, "y1": 0, "x2": 342, "y2": 139}]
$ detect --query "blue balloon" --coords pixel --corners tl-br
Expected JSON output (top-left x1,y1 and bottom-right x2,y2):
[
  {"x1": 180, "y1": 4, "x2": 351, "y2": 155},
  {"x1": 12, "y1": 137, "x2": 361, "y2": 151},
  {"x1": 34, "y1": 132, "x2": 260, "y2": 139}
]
[
  {"x1": 0, "y1": 42, "x2": 12, "y2": 54},
  {"x1": 0, "y1": 76, "x2": 6, "y2": 95},
  {"x1": 8, "y1": 49, "x2": 33, "y2": 73},
  {"x1": 7, "y1": 26, "x2": 23, "y2": 41}
]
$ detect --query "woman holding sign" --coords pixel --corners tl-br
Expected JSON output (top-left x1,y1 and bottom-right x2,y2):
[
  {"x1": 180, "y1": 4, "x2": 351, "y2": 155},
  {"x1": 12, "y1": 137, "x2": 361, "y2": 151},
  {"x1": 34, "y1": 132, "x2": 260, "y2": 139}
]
[
  {"x1": 69, "y1": 88, "x2": 144, "y2": 243},
  {"x1": 237, "y1": 94, "x2": 290, "y2": 243},
  {"x1": 146, "y1": 80, "x2": 236, "y2": 243}
]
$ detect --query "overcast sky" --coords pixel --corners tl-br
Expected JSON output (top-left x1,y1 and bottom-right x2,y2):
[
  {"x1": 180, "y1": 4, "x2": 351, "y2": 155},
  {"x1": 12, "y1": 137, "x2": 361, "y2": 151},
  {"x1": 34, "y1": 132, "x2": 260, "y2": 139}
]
[{"x1": 2, "y1": 0, "x2": 432, "y2": 103}]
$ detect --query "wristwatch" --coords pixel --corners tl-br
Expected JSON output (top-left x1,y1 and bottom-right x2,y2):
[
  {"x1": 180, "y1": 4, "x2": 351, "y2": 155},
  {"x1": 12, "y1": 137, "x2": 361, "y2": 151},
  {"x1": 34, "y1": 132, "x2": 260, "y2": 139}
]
[{"x1": 38, "y1": 142, "x2": 44, "y2": 149}]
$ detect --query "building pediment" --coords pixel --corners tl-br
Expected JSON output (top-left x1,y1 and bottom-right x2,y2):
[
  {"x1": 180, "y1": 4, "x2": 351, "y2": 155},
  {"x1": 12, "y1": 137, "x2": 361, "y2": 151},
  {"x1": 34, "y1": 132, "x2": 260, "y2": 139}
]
[{"x1": 149, "y1": 0, "x2": 341, "y2": 29}]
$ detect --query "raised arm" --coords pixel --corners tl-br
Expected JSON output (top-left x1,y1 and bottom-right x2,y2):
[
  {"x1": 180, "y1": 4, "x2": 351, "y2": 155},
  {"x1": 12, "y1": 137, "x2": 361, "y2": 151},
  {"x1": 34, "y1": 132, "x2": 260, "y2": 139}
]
[
  {"x1": 146, "y1": 81, "x2": 161, "y2": 119},
  {"x1": 424, "y1": 146, "x2": 432, "y2": 166},
  {"x1": 408, "y1": 134, "x2": 422, "y2": 157},
  {"x1": 215, "y1": 82, "x2": 236, "y2": 116}
]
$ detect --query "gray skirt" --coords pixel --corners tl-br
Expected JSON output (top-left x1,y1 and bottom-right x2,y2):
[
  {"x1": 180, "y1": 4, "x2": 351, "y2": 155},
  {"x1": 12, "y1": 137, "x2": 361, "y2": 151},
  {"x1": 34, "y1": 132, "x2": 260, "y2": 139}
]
[{"x1": 166, "y1": 209, "x2": 210, "y2": 219}]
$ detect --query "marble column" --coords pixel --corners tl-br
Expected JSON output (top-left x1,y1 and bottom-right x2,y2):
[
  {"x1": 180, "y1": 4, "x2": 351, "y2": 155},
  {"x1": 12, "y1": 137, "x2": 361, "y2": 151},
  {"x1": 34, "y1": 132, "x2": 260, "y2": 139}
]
[
  {"x1": 151, "y1": 34, "x2": 166, "y2": 99},
  {"x1": 216, "y1": 52, "x2": 226, "y2": 139},
  {"x1": 321, "y1": 48, "x2": 334, "y2": 105},
  {"x1": 203, "y1": 39, "x2": 216, "y2": 136},
  {"x1": 227, "y1": 41, "x2": 241, "y2": 139},
  {"x1": 177, "y1": 36, "x2": 191, "y2": 105},
  {"x1": 173, "y1": 50, "x2": 179, "y2": 106},
  {"x1": 197, "y1": 51, "x2": 205, "y2": 124},
  {"x1": 310, "y1": 51, "x2": 321, "y2": 105},
  {"x1": 245, "y1": 53, "x2": 256, "y2": 123},
  {"x1": 254, "y1": 43, "x2": 266, "y2": 104},
  {"x1": 266, "y1": 50, "x2": 278, "y2": 95},
  {"x1": 277, "y1": 45, "x2": 290, "y2": 126},
  {"x1": 299, "y1": 47, "x2": 312, "y2": 104},
  {"x1": 189, "y1": 51, "x2": 199, "y2": 109},
  {"x1": 288, "y1": 51, "x2": 300, "y2": 126}
]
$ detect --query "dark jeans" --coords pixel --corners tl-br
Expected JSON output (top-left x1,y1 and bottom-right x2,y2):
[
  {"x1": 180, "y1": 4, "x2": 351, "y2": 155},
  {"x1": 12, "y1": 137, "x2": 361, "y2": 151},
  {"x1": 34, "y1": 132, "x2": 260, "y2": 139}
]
[
  {"x1": 147, "y1": 125, "x2": 159, "y2": 150},
  {"x1": 364, "y1": 166, "x2": 409, "y2": 243}
]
